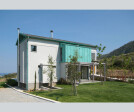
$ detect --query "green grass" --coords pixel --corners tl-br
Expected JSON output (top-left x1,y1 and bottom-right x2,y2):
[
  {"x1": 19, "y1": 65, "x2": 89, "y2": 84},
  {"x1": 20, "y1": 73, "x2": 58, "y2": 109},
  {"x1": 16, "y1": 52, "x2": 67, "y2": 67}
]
[
  {"x1": 29, "y1": 81, "x2": 134, "y2": 102},
  {"x1": 0, "y1": 82, "x2": 8, "y2": 88}
]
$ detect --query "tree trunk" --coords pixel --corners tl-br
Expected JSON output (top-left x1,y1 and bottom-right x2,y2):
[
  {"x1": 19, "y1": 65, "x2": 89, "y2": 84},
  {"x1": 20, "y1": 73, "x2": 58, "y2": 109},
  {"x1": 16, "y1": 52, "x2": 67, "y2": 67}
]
[
  {"x1": 73, "y1": 79, "x2": 77, "y2": 96},
  {"x1": 34, "y1": 71, "x2": 36, "y2": 91},
  {"x1": 50, "y1": 72, "x2": 52, "y2": 88}
]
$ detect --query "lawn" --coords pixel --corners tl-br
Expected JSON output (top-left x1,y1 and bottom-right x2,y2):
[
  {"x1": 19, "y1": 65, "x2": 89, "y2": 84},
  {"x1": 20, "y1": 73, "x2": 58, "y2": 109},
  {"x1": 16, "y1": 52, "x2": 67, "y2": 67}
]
[{"x1": 29, "y1": 81, "x2": 134, "y2": 102}]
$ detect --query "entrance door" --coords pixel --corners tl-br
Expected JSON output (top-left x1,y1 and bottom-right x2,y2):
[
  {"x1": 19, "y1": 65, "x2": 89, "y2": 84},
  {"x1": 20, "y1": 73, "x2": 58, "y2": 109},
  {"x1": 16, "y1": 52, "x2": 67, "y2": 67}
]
[{"x1": 81, "y1": 66, "x2": 88, "y2": 79}]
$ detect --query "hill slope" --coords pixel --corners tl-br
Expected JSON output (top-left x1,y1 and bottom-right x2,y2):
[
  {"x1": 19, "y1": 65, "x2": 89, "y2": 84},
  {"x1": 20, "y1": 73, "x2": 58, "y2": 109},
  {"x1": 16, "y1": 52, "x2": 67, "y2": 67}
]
[{"x1": 102, "y1": 41, "x2": 134, "y2": 58}]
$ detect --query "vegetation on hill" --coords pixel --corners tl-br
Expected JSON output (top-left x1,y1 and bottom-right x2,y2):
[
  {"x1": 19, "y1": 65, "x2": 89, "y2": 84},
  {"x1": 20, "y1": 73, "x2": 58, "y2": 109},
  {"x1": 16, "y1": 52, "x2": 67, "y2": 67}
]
[
  {"x1": 100, "y1": 52, "x2": 134, "y2": 80},
  {"x1": 102, "y1": 52, "x2": 134, "y2": 70},
  {"x1": 101, "y1": 41, "x2": 134, "y2": 58},
  {"x1": 4, "y1": 73, "x2": 17, "y2": 79}
]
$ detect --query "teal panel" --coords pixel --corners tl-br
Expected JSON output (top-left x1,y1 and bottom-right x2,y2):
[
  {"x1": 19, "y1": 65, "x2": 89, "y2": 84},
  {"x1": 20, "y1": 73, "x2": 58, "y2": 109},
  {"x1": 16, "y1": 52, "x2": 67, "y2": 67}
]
[{"x1": 60, "y1": 43, "x2": 91, "y2": 63}]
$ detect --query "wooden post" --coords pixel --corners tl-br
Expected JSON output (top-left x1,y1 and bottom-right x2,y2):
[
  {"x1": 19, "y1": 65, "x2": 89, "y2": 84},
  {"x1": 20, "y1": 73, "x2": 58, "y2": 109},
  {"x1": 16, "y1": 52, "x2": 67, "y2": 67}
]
[
  {"x1": 88, "y1": 66, "x2": 89, "y2": 80},
  {"x1": 104, "y1": 64, "x2": 106, "y2": 81},
  {"x1": 79, "y1": 64, "x2": 81, "y2": 83}
]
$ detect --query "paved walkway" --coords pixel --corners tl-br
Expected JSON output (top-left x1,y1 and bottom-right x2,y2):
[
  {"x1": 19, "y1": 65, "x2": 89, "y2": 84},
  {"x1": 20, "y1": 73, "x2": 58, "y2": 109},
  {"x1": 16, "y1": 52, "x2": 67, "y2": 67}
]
[{"x1": 0, "y1": 88, "x2": 51, "y2": 102}]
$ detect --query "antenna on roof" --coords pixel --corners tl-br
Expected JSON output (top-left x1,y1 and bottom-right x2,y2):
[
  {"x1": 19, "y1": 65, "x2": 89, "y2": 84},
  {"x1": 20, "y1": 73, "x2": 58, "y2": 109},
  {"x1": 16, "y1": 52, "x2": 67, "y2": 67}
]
[{"x1": 50, "y1": 30, "x2": 53, "y2": 38}]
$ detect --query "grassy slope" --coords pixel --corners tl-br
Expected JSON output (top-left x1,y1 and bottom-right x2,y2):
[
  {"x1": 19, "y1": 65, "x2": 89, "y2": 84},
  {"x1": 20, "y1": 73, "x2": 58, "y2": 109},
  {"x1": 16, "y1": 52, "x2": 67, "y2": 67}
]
[{"x1": 29, "y1": 81, "x2": 134, "y2": 102}]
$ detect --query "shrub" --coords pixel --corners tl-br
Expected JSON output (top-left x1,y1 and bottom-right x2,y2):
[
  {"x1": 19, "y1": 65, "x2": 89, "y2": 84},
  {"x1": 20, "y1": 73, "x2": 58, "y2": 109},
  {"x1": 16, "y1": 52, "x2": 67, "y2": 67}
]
[
  {"x1": 112, "y1": 60, "x2": 122, "y2": 68},
  {"x1": 4, "y1": 73, "x2": 17, "y2": 79},
  {"x1": 7, "y1": 79, "x2": 18, "y2": 86},
  {"x1": 57, "y1": 78, "x2": 71, "y2": 85},
  {"x1": 128, "y1": 79, "x2": 134, "y2": 84}
]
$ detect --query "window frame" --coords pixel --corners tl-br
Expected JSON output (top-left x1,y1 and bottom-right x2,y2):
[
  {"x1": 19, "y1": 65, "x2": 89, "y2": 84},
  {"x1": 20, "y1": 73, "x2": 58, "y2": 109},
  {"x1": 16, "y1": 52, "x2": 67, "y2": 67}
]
[
  {"x1": 91, "y1": 52, "x2": 96, "y2": 62},
  {"x1": 31, "y1": 45, "x2": 37, "y2": 52}
]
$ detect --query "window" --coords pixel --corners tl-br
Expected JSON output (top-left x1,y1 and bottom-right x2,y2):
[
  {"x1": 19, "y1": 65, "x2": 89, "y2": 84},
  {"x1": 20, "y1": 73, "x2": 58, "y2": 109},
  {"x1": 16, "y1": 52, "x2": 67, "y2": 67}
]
[
  {"x1": 91, "y1": 53, "x2": 95, "y2": 61},
  {"x1": 31, "y1": 45, "x2": 37, "y2": 52}
]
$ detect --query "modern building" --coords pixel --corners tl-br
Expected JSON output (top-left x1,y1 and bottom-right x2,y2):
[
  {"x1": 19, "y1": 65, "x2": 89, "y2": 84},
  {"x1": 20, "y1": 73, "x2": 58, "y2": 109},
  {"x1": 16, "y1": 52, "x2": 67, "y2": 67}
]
[{"x1": 16, "y1": 31, "x2": 97, "y2": 90}]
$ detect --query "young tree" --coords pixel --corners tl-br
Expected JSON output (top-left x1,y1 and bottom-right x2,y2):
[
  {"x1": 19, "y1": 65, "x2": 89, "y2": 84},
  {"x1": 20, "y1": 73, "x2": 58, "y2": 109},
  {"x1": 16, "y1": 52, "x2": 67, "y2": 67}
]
[
  {"x1": 103, "y1": 57, "x2": 108, "y2": 81},
  {"x1": 34, "y1": 71, "x2": 36, "y2": 91},
  {"x1": 44, "y1": 55, "x2": 56, "y2": 88},
  {"x1": 110, "y1": 56, "x2": 115, "y2": 80},
  {"x1": 122, "y1": 56, "x2": 131, "y2": 81},
  {"x1": 66, "y1": 51, "x2": 81, "y2": 96},
  {"x1": 96, "y1": 44, "x2": 106, "y2": 84},
  {"x1": 129, "y1": 58, "x2": 134, "y2": 79}
]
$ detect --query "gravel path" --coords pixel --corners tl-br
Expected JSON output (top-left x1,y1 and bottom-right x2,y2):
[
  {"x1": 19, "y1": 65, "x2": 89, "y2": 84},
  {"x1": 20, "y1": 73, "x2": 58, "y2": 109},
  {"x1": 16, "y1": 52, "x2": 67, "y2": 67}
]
[{"x1": 0, "y1": 88, "x2": 51, "y2": 102}]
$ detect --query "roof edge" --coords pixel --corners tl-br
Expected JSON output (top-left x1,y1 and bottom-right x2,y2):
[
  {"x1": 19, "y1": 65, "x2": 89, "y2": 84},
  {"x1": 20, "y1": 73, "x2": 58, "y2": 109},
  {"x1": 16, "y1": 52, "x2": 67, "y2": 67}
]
[{"x1": 16, "y1": 33, "x2": 97, "y2": 48}]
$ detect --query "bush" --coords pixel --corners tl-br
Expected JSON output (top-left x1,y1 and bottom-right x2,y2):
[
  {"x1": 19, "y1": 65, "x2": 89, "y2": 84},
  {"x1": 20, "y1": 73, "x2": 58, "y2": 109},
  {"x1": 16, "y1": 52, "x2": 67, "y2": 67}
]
[
  {"x1": 113, "y1": 60, "x2": 123, "y2": 68},
  {"x1": 57, "y1": 78, "x2": 71, "y2": 85},
  {"x1": 7, "y1": 79, "x2": 18, "y2": 86},
  {"x1": 4, "y1": 73, "x2": 17, "y2": 79},
  {"x1": 128, "y1": 79, "x2": 134, "y2": 84}
]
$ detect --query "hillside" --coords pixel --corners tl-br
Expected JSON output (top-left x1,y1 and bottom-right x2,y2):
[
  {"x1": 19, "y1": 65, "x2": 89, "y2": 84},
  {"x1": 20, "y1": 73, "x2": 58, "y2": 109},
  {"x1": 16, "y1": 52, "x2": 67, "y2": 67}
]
[
  {"x1": 101, "y1": 52, "x2": 134, "y2": 70},
  {"x1": 101, "y1": 41, "x2": 134, "y2": 58}
]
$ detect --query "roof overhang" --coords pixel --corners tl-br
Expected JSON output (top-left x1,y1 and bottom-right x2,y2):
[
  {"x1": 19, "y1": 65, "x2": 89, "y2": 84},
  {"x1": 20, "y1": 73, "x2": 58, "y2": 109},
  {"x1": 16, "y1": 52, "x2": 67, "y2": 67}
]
[{"x1": 16, "y1": 33, "x2": 97, "y2": 48}]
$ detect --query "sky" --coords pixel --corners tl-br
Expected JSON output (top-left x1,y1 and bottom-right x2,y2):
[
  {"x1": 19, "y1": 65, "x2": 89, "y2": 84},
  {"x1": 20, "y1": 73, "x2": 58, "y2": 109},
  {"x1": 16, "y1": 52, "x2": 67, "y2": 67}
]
[{"x1": 0, "y1": 10, "x2": 134, "y2": 73}]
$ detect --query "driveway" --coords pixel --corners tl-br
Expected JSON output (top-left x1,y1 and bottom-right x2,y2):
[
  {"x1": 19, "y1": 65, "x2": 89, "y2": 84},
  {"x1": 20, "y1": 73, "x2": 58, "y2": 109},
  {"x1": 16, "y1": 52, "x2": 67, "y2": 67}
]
[{"x1": 0, "y1": 88, "x2": 51, "y2": 102}]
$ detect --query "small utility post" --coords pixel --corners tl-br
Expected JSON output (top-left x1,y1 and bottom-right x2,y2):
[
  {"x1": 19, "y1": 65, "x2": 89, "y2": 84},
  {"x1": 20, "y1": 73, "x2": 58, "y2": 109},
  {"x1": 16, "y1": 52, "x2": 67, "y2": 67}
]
[
  {"x1": 17, "y1": 28, "x2": 20, "y2": 87},
  {"x1": 50, "y1": 30, "x2": 53, "y2": 38}
]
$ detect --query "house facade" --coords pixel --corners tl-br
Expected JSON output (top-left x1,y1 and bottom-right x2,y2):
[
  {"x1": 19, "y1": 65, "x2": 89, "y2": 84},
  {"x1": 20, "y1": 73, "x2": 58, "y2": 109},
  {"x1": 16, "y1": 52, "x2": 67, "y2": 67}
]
[{"x1": 17, "y1": 33, "x2": 97, "y2": 90}]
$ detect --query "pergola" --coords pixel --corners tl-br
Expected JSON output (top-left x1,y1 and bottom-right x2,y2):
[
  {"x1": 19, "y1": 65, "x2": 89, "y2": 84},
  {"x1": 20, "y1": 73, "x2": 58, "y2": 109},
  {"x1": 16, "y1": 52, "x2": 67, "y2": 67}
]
[
  {"x1": 78, "y1": 61, "x2": 106, "y2": 82},
  {"x1": 38, "y1": 61, "x2": 106, "y2": 84}
]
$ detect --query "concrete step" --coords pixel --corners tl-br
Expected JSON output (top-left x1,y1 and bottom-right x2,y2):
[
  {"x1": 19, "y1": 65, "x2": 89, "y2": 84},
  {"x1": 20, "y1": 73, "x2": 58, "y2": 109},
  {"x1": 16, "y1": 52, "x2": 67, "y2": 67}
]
[{"x1": 80, "y1": 79, "x2": 90, "y2": 82}]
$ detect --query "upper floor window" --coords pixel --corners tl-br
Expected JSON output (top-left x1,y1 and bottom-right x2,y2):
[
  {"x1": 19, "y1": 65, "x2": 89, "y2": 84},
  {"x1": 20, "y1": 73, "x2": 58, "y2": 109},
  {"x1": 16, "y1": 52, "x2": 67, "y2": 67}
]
[
  {"x1": 31, "y1": 45, "x2": 37, "y2": 52},
  {"x1": 91, "y1": 53, "x2": 95, "y2": 61}
]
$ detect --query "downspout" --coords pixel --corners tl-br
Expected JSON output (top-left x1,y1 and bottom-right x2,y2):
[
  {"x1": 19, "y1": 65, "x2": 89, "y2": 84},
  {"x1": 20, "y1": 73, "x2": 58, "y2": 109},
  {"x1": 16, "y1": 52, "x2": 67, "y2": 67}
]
[
  {"x1": 26, "y1": 36, "x2": 29, "y2": 90},
  {"x1": 17, "y1": 28, "x2": 20, "y2": 87}
]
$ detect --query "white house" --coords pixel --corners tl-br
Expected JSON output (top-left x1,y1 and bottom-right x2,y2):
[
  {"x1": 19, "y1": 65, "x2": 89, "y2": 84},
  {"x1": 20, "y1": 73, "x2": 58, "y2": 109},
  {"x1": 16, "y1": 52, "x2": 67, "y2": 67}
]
[{"x1": 16, "y1": 30, "x2": 97, "y2": 90}]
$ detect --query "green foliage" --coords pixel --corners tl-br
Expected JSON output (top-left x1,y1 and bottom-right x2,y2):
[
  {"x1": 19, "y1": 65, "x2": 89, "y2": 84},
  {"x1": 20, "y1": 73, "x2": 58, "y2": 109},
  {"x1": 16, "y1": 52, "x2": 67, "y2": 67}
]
[
  {"x1": 102, "y1": 52, "x2": 134, "y2": 70},
  {"x1": 0, "y1": 82, "x2": 8, "y2": 88},
  {"x1": 7, "y1": 79, "x2": 18, "y2": 86},
  {"x1": 128, "y1": 79, "x2": 134, "y2": 84},
  {"x1": 113, "y1": 59, "x2": 123, "y2": 68},
  {"x1": 96, "y1": 44, "x2": 106, "y2": 59},
  {"x1": 57, "y1": 78, "x2": 71, "y2": 85},
  {"x1": 96, "y1": 43, "x2": 106, "y2": 83},
  {"x1": 4, "y1": 73, "x2": 17, "y2": 79},
  {"x1": 128, "y1": 61, "x2": 134, "y2": 73},
  {"x1": 66, "y1": 50, "x2": 81, "y2": 96},
  {"x1": 43, "y1": 55, "x2": 56, "y2": 88}
]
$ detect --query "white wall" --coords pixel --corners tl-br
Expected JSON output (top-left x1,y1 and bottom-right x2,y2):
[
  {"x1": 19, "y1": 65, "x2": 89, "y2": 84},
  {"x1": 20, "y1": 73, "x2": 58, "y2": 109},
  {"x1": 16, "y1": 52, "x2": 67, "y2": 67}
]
[
  {"x1": 19, "y1": 39, "x2": 27, "y2": 83},
  {"x1": 18, "y1": 37, "x2": 97, "y2": 85},
  {"x1": 91, "y1": 49, "x2": 97, "y2": 74},
  {"x1": 28, "y1": 38, "x2": 60, "y2": 84},
  {"x1": 60, "y1": 63, "x2": 67, "y2": 79}
]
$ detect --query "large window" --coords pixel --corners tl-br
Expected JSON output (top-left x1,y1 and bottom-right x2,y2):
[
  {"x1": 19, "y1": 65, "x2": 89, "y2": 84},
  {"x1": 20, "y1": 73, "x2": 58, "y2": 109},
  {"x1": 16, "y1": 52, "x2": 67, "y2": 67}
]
[
  {"x1": 31, "y1": 45, "x2": 37, "y2": 52},
  {"x1": 91, "y1": 53, "x2": 95, "y2": 61}
]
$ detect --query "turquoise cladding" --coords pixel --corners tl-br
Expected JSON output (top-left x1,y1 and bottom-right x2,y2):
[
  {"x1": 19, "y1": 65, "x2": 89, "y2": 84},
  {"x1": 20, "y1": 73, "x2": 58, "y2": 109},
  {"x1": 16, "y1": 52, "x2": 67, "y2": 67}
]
[{"x1": 60, "y1": 43, "x2": 91, "y2": 63}]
